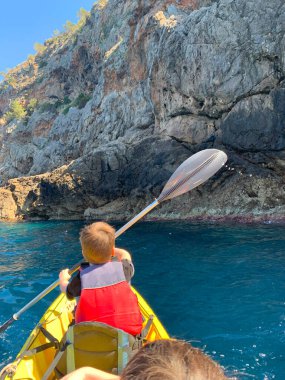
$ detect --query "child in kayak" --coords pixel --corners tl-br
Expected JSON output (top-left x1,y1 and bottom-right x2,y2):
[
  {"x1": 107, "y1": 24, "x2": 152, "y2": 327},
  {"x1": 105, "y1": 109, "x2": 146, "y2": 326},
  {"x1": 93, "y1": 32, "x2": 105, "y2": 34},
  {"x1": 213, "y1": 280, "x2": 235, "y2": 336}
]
[{"x1": 59, "y1": 222, "x2": 142, "y2": 336}]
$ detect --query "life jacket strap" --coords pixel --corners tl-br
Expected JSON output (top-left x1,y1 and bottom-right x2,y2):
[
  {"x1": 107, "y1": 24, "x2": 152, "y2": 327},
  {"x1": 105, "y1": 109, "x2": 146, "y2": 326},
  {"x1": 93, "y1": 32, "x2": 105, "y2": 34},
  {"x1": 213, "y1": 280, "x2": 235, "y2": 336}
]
[
  {"x1": 39, "y1": 324, "x2": 60, "y2": 345},
  {"x1": 20, "y1": 342, "x2": 59, "y2": 358},
  {"x1": 16, "y1": 324, "x2": 60, "y2": 360},
  {"x1": 66, "y1": 325, "x2": 75, "y2": 373},
  {"x1": 42, "y1": 340, "x2": 71, "y2": 380},
  {"x1": 117, "y1": 329, "x2": 132, "y2": 374},
  {"x1": 0, "y1": 325, "x2": 63, "y2": 380}
]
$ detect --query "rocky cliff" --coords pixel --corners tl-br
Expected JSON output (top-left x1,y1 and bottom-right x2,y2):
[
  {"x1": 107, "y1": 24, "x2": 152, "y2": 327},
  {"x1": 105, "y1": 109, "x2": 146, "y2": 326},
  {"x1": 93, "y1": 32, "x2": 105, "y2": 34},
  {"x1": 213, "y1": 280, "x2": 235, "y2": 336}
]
[{"x1": 0, "y1": 0, "x2": 284, "y2": 222}]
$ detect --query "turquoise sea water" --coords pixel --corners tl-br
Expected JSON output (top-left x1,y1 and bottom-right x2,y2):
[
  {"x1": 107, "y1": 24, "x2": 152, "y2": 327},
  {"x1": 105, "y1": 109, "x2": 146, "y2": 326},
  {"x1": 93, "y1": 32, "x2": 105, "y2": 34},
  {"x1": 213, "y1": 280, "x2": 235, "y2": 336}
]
[{"x1": 0, "y1": 221, "x2": 284, "y2": 379}]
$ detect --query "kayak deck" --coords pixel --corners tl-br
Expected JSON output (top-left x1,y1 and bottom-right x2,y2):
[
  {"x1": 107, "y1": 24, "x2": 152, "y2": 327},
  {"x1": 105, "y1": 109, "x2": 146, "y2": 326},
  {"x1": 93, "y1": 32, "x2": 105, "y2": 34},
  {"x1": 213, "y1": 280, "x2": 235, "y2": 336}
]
[{"x1": 2, "y1": 288, "x2": 169, "y2": 379}]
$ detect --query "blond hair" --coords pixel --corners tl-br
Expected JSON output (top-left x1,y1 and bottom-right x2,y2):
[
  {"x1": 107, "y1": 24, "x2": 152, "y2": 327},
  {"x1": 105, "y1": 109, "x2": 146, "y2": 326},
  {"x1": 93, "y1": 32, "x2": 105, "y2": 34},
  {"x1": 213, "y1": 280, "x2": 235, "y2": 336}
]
[
  {"x1": 121, "y1": 339, "x2": 229, "y2": 380},
  {"x1": 80, "y1": 222, "x2": 115, "y2": 264}
]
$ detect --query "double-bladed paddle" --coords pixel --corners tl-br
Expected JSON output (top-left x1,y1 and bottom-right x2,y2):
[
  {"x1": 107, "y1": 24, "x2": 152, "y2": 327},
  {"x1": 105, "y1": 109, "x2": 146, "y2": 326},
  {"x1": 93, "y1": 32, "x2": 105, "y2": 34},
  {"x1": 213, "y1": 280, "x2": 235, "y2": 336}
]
[{"x1": 0, "y1": 148, "x2": 227, "y2": 333}]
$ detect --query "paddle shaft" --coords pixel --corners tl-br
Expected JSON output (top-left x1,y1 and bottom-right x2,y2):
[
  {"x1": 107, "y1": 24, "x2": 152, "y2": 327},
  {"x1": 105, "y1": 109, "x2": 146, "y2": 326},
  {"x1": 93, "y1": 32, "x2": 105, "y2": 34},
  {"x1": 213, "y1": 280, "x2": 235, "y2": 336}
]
[
  {"x1": 115, "y1": 199, "x2": 159, "y2": 238},
  {"x1": 0, "y1": 200, "x2": 159, "y2": 332},
  {"x1": 0, "y1": 149, "x2": 227, "y2": 333}
]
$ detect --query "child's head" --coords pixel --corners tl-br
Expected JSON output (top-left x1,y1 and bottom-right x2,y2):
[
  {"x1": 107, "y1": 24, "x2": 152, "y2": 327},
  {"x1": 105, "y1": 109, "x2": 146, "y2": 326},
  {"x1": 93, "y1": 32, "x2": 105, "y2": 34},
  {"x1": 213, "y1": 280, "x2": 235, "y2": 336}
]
[
  {"x1": 121, "y1": 339, "x2": 230, "y2": 380},
  {"x1": 79, "y1": 222, "x2": 115, "y2": 264}
]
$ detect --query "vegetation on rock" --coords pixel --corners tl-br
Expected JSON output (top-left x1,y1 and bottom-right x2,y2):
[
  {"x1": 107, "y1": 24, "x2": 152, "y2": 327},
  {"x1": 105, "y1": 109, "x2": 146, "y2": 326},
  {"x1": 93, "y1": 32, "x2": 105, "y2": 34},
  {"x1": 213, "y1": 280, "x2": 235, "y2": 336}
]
[
  {"x1": 62, "y1": 93, "x2": 92, "y2": 114},
  {"x1": 3, "y1": 99, "x2": 27, "y2": 122}
]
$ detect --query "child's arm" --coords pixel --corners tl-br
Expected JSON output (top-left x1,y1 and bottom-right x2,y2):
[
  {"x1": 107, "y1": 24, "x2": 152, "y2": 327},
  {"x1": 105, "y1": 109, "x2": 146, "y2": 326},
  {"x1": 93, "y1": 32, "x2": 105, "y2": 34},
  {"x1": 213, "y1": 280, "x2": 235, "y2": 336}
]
[
  {"x1": 113, "y1": 248, "x2": 134, "y2": 282},
  {"x1": 59, "y1": 268, "x2": 71, "y2": 293},
  {"x1": 113, "y1": 248, "x2": 132, "y2": 262}
]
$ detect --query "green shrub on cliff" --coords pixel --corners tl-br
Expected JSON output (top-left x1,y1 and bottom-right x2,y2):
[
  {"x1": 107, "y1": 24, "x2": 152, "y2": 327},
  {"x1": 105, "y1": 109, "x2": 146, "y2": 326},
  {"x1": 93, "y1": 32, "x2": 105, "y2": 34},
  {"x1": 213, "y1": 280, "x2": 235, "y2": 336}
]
[
  {"x1": 62, "y1": 106, "x2": 71, "y2": 115},
  {"x1": 38, "y1": 60, "x2": 48, "y2": 68},
  {"x1": 0, "y1": 70, "x2": 17, "y2": 89},
  {"x1": 27, "y1": 98, "x2": 38, "y2": 115},
  {"x1": 4, "y1": 99, "x2": 27, "y2": 122},
  {"x1": 64, "y1": 20, "x2": 78, "y2": 34},
  {"x1": 30, "y1": 7, "x2": 91, "y2": 64},
  {"x1": 77, "y1": 8, "x2": 90, "y2": 28},
  {"x1": 62, "y1": 93, "x2": 91, "y2": 115},
  {"x1": 63, "y1": 96, "x2": 71, "y2": 105},
  {"x1": 39, "y1": 97, "x2": 72, "y2": 114},
  {"x1": 64, "y1": 8, "x2": 90, "y2": 35},
  {"x1": 73, "y1": 93, "x2": 92, "y2": 108},
  {"x1": 2, "y1": 98, "x2": 38, "y2": 125},
  {"x1": 33, "y1": 42, "x2": 46, "y2": 54},
  {"x1": 39, "y1": 102, "x2": 58, "y2": 114}
]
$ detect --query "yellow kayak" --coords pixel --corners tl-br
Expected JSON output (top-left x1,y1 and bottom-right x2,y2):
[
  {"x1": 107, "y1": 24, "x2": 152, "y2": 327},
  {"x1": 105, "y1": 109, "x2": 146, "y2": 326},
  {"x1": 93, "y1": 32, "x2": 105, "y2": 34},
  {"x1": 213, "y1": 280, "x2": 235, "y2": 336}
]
[{"x1": 1, "y1": 288, "x2": 169, "y2": 379}]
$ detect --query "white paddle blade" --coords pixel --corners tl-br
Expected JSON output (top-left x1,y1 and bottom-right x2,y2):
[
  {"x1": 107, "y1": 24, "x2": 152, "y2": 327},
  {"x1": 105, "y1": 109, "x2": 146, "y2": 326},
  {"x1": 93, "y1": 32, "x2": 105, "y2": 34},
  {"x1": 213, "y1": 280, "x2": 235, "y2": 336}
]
[{"x1": 158, "y1": 149, "x2": 227, "y2": 202}]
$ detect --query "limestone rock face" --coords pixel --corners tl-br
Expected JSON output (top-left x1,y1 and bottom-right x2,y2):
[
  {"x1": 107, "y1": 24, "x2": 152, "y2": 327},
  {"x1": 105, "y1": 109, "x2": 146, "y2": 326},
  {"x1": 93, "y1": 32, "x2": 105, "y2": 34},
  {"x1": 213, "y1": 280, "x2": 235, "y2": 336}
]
[
  {"x1": 0, "y1": 189, "x2": 17, "y2": 220},
  {"x1": 0, "y1": 0, "x2": 284, "y2": 222}
]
